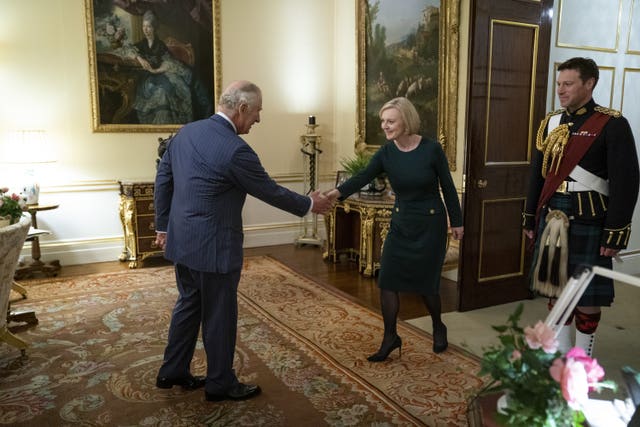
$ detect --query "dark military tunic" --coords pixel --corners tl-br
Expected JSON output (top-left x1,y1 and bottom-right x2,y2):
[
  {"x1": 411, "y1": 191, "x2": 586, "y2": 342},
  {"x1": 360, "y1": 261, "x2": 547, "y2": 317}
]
[
  {"x1": 338, "y1": 138, "x2": 462, "y2": 294},
  {"x1": 523, "y1": 99, "x2": 639, "y2": 306}
]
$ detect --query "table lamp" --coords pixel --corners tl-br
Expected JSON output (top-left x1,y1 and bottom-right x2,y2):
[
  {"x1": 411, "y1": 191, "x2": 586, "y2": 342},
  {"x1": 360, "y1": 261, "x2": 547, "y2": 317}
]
[{"x1": 0, "y1": 130, "x2": 57, "y2": 205}]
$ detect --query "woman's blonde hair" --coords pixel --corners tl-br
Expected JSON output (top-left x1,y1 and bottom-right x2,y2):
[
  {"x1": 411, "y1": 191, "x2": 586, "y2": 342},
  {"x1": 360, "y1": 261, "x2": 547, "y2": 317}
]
[{"x1": 378, "y1": 97, "x2": 421, "y2": 135}]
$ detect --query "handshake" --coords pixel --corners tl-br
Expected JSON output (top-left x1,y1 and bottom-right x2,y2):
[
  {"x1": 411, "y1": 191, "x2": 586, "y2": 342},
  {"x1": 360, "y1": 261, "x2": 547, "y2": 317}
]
[{"x1": 309, "y1": 188, "x2": 341, "y2": 215}]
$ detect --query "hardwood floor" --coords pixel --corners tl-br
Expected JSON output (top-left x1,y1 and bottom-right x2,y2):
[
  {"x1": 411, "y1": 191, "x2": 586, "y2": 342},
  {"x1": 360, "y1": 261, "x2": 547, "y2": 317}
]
[{"x1": 55, "y1": 244, "x2": 459, "y2": 320}]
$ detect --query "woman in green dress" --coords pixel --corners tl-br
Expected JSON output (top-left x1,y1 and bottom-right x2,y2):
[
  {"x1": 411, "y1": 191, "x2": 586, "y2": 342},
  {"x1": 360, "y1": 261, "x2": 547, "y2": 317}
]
[{"x1": 326, "y1": 97, "x2": 463, "y2": 361}]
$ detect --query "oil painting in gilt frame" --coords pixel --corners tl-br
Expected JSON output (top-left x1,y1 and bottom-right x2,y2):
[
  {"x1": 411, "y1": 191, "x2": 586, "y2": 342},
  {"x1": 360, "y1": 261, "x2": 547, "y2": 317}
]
[
  {"x1": 357, "y1": 0, "x2": 459, "y2": 170},
  {"x1": 84, "y1": 0, "x2": 221, "y2": 132}
]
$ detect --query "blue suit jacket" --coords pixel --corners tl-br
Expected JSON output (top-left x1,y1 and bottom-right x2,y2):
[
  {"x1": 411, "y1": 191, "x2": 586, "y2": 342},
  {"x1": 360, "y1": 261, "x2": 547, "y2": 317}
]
[{"x1": 155, "y1": 114, "x2": 311, "y2": 273}]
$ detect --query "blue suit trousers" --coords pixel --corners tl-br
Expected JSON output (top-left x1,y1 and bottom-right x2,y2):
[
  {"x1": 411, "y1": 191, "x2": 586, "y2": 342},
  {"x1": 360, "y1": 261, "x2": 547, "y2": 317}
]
[{"x1": 158, "y1": 264, "x2": 242, "y2": 393}]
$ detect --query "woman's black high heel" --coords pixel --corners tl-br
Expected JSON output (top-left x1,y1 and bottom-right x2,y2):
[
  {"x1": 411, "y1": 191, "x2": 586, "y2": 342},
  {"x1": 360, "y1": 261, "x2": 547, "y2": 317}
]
[
  {"x1": 433, "y1": 324, "x2": 448, "y2": 353},
  {"x1": 367, "y1": 335, "x2": 402, "y2": 362}
]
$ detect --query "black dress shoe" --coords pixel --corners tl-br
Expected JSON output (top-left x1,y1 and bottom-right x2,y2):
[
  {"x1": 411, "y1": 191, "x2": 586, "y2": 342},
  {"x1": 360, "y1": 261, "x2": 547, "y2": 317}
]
[
  {"x1": 205, "y1": 383, "x2": 261, "y2": 402},
  {"x1": 156, "y1": 375, "x2": 206, "y2": 390}
]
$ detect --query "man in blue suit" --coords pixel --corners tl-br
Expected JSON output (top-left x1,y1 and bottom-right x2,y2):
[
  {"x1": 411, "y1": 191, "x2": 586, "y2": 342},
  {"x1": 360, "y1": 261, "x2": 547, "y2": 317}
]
[{"x1": 154, "y1": 80, "x2": 334, "y2": 401}]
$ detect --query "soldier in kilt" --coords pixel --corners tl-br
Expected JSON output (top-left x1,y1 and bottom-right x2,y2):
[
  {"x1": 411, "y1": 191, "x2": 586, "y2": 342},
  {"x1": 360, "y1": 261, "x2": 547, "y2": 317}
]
[{"x1": 523, "y1": 57, "x2": 639, "y2": 356}]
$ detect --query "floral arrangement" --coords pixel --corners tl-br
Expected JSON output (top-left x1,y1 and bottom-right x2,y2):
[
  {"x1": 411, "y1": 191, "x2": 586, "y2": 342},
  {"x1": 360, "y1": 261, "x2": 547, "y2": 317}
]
[
  {"x1": 478, "y1": 303, "x2": 615, "y2": 426},
  {"x1": 0, "y1": 187, "x2": 26, "y2": 224},
  {"x1": 95, "y1": 15, "x2": 128, "y2": 51}
]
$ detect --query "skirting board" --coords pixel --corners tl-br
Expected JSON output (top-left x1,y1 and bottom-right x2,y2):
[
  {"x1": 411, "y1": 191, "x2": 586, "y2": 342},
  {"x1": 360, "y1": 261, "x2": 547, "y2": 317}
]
[
  {"x1": 19, "y1": 224, "x2": 327, "y2": 267},
  {"x1": 21, "y1": 228, "x2": 639, "y2": 276}
]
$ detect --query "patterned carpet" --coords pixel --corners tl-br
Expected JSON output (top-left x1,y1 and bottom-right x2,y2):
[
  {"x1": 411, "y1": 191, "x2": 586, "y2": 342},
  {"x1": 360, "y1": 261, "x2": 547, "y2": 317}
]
[{"x1": 0, "y1": 256, "x2": 484, "y2": 426}]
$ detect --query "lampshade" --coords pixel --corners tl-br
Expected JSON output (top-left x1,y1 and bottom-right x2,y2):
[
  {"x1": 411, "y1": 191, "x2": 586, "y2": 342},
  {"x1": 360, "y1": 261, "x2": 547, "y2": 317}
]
[
  {"x1": 0, "y1": 130, "x2": 57, "y2": 205},
  {"x1": 0, "y1": 130, "x2": 56, "y2": 164}
]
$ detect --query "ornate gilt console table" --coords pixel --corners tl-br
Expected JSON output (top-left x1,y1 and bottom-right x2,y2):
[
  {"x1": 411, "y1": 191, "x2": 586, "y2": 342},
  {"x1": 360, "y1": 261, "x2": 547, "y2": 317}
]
[
  {"x1": 323, "y1": 193, "x2": 459, "y2": 277},
  {"x1": 323, "y1": 194, "x2": 394, "y2": 277},
  {"x1": 118, "y1": 180, "x2": 163, "y2": 268}
]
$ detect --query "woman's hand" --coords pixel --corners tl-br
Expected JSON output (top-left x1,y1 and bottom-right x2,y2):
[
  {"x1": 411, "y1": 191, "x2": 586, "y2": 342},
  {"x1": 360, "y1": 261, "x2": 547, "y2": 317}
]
[
  {"x1": 324, "y1": 188, "x2": 341, "y2": 202},
  {"x1": 451, "y1": 226, "x2": 464, "y2": 240},
  {"x1": 136, "y1": 56, "x2": 153, "y2": 71}
]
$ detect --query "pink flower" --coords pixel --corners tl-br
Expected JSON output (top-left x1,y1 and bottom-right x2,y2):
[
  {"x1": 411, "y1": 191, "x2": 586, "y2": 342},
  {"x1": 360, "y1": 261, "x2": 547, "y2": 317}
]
[
  {"x1": 524, "y1": 321, "x2": 558, "y2": 353},
  {"x1": 565, "y1": 347, "x2": 605, "y2": 390},
  {"x1": 566, "y1": 347, "x2": 589, "y2": 359},
  {"x1": 550, "y1": 357, "x2": 589, "y2": 409},
  {"x1": 509, "y1": 349, "x2": 522, "y2": 362}
]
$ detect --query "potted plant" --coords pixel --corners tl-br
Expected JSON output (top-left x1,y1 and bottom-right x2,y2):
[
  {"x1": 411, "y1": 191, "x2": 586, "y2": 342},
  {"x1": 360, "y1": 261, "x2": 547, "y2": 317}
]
[
  {"x1": 0, "y1": 187, "x2": 26, "y2": 227},
  {"x1": 339, "y1": 152, "x2": 387, "y2": 195},
  {"x1": 476, "y1": 303, "x2": 616, "y2": 426}
]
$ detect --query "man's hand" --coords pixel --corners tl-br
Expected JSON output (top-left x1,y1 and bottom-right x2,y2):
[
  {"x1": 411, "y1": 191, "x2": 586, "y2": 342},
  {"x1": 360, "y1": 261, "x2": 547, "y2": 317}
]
[
  {"x1": 523, "y1": 229, "x2": 534, "y2": 239},
  {"x1": 600, "y1": 246, "x2": 619, "y2": 258},
  {"x1": 310, "y1": 190, "x2": 335, "y2": 215},
  {"x1": 451, "y1": 226, "x2": 464, "y2": 240},
  {"x1": 155, "y1": 232, "x2": 167, "y2": 250}
]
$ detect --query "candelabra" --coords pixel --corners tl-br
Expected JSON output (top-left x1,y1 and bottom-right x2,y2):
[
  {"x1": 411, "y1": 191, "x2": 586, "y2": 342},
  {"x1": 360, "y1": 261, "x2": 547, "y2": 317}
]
[{"x1": 295, "y1": 116, "x2": 323, "y2": 246}]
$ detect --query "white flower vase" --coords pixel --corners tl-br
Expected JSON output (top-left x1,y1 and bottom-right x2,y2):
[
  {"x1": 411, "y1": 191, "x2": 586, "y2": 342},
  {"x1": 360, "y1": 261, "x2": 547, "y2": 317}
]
[{"x1": 22, "y1": 183, "x2": 40, "y2": 205}]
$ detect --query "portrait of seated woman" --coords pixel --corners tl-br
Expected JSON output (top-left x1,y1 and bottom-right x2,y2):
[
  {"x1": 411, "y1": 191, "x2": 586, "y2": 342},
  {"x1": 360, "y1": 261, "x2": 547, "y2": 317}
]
[
  {"x1": 131, "y1": 10, "x2": 205, "y2": 124},
  {"x1": 91, "y1": 4, "x2": 213, "y2": 128}
]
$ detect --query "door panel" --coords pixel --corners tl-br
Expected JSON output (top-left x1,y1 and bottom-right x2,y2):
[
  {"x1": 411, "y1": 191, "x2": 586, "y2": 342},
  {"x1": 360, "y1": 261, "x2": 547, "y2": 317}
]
[
  {"x1": 478, "y1": 198, "x2": 526, "y2": 281},
  {"x1": 459, "y1": 0, "x2": 553, "y2": 311}
]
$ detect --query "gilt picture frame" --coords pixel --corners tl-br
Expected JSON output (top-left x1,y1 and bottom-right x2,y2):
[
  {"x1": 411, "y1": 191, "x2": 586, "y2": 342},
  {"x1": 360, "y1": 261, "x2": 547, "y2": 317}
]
[
  {"x1": 84, "y1": 0, "x2": 221, "y2": 132},
  {"x1": 357, "y1": 0, "x2": 459, "y2": 170},
  {"x1": 335, "y1": 170, "x2": 350, "y2": 187}
]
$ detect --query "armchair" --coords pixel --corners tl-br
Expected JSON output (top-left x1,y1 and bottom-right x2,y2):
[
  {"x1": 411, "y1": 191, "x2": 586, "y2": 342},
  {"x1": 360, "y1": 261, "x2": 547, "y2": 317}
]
[{"x1": 0, "y1": 216, "x2": 32, "y2": 355}]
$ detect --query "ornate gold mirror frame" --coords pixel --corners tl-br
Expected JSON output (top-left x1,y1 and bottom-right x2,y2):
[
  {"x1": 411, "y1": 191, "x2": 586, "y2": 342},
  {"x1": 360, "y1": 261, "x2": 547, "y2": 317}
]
[{"x1": 356, "y1": 0, "x2": 459, "y2": 170}]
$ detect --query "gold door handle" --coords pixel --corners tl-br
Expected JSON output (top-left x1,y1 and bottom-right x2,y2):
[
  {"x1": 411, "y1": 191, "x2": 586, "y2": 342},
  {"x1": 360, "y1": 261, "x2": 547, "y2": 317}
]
[{"x1": 476, "y1": 179, "x2": 488, "y2": 188}]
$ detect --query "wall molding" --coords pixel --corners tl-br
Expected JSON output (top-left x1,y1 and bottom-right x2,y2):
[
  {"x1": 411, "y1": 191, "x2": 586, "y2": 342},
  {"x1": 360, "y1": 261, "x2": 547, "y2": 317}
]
[{"x1": 25, "y1": 221, "x2": 327, "y2": 267}]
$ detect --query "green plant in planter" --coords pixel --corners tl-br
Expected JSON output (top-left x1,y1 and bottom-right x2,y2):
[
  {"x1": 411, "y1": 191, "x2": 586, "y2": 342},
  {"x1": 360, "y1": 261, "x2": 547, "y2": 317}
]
[
  {"x1": 339, "y1": 151, "x2": 387, "y2": 194},
  {"x1": 0, "y1": 187, "x2": 26, "y2": 224},
  {"x1": 339, "y1": 151, "x2": 373, "y2": 176}
]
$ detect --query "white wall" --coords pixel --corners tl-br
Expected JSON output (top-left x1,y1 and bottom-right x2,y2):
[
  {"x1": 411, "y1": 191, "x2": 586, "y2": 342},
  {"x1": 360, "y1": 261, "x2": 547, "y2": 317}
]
[
  {"x1": 0, "y1": 0, "x2": 357, "y2": 266},
  {"x1": 0, "y1": 0, "x2": 468, "y2": 267}
]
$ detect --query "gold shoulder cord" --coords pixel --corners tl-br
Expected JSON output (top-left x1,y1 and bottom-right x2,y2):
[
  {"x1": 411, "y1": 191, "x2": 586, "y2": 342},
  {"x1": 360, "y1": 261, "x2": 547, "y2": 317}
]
[
  {"x1": 535, "y1": 109, "x2": 567, "y2": 177},
  {"x1": 594, "y1": 106, "x2": 621, "y2": 118}
]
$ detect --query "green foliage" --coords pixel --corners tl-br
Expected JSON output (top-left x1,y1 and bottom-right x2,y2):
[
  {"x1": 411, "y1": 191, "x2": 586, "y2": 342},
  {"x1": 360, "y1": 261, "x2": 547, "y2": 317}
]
[{"x1": 339, "y1": 152, "x2": 373, "y2": 176}]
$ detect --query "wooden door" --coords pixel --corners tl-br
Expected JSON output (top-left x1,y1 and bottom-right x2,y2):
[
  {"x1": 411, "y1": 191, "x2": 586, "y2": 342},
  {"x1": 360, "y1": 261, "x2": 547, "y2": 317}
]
[{"x1": 458, "y1": 0, "x2": 554, "y2": 311}]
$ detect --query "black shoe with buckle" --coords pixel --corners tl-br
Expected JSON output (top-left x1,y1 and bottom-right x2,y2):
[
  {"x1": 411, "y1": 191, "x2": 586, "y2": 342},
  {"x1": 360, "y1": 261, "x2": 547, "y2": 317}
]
[
  {"x1": 205, "y1": 383, "x2": 261, "y2": 402},
  {"x1": 156, "y1": 375, "x2": 206, "y2": 390}
]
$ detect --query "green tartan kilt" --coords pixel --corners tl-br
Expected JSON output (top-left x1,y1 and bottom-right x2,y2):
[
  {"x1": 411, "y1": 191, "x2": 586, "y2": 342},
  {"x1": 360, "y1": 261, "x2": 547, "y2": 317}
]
[{"x1": 531, "y1": 193, "x2": 614, "y2": 306}]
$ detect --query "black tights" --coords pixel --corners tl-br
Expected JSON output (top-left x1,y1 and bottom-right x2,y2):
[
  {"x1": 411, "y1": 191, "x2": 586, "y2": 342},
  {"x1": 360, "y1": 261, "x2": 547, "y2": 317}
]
[
  {"x1": 378, "y1": 289, "x2": 444, "y2": 344},
  {"x1": 379, "y1": 289, "x2": 400, "y2": 343},
  {"x1": 421, "y1": 294, "x2": 444, "y2": 330}
]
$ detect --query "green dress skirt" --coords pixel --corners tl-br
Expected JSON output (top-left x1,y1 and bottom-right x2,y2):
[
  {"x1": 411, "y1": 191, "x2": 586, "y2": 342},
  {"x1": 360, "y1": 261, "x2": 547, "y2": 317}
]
[{"x1": 337, "y1": 138, "x2": 462, "y2": 295}]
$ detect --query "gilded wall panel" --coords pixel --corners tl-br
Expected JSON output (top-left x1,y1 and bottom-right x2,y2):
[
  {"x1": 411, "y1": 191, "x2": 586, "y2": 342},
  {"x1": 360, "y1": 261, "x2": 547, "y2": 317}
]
[
  {"x1": 556, "y1": 0, "x2": 621, "y2": 52},
  {"x1": 627, "y1": 0, "x2": 640, "y2": 53},
  {"x1": 621, "y1": 68, "x2": 640, "y2": 132}
]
